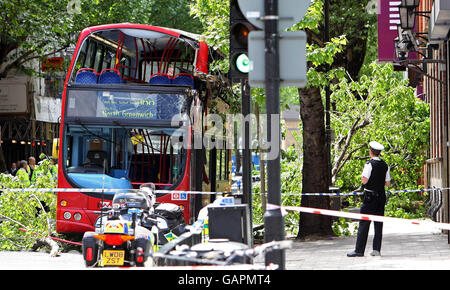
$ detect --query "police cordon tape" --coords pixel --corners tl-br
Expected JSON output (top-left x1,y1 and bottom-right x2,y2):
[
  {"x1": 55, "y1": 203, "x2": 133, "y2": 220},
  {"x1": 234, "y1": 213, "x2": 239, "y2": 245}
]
[
  {"x1": 0, "y1": 187, "x2": 230, "y2": 195},
  {"x1": 271, "y1": 204, "x2": 450, "y2": 231},
  {"x1": 17, "y1": 228, "x2": 82, "y2": 246},
  {"x1": 273, "y1": 187, "x2": 448, "y2": 196},
  {"x1": 0, "y1": 186, "x2": 448, "y2": 196}
]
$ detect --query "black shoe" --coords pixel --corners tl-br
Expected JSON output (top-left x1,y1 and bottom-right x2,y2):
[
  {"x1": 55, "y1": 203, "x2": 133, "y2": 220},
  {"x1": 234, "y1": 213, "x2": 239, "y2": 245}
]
[{"x1": 347, "y1": 251, "x2": 364, "y2": 257}]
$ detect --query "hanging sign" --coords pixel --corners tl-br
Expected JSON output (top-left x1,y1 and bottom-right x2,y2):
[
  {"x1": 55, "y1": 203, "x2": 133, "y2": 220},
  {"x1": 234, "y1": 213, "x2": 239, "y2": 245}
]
[{"x1": 41, "y1": 57, "x2": 64, "y2": 72}]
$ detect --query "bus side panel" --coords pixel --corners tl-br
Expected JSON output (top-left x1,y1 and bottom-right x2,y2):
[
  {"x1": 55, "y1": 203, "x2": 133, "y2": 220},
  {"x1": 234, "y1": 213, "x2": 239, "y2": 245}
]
[{"x1": 56, "y1": 169, "x2": 95, "y2": 233}]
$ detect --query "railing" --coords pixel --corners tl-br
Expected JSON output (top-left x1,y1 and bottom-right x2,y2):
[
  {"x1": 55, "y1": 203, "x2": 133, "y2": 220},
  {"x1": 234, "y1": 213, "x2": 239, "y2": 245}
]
[{"x1": 426, "y1": 187, "x2": 443, "y2": 222}]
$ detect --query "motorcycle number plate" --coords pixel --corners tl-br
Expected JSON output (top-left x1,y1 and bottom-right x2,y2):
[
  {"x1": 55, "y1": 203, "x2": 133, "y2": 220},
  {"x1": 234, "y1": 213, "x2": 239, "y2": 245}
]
[{"x1": 102, "y1": 250, "x2": 125, "y2": 266}]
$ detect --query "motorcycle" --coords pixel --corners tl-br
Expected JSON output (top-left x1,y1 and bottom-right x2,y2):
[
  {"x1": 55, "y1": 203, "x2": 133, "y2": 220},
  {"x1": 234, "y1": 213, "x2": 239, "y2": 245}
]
[{"x1": 82, "y1": 184, "x2": 173, "y2": 267}]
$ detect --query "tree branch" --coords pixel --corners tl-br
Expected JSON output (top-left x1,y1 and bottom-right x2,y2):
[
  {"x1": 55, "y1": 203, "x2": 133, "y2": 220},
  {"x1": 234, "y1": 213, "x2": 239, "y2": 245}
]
[
  {"x1": 332, "y1": 143, "x2": 367, "y2": 183},
  {"x1": 332, "y1": 117, "x2": 371, "y2": 183},
  {"x1": 305, "y1": 28, "x2": 324, "y2": 47}
]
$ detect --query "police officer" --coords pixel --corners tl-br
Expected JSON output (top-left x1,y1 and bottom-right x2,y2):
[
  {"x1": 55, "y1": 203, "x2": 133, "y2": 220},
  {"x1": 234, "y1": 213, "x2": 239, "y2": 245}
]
[
  {"x1": 347, "y1": 141, "x2": 391, "y2": 257},
  {"x1": 27, "y1": 156, "x2": 36, "y2": 178},
  {"x1": 16, "y1": 160, "x2": 31, "y2": 187}
]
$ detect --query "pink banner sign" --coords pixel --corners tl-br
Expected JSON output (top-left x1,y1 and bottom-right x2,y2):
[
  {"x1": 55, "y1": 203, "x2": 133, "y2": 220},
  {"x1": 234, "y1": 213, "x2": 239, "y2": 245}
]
[{"x1": 378, "y1": 0, "x2": 402, "y2": 61}]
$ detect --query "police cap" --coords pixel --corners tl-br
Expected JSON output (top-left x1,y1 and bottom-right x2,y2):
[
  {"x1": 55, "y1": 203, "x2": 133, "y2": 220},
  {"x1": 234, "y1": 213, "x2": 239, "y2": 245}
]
[{"x1": 369, "y1": 141, "x2": 384, "y2": 151}]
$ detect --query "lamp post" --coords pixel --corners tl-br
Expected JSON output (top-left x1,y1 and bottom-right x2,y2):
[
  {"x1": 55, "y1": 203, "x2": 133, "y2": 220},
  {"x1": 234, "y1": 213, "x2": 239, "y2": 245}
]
[
  {"x1": 399, "y1": 5, "x2": 416, "y2": 30},
  {"x1": 393, "y1": 0, "x2": 445, "y2": 84},
  {"x1": 401, "y1": 0, "x2": 420, "y2": 7},
  {"x1": 397, "y1": 0, "x2": 419, "y2": 59},
  {"x1": 398, "y1": 0, "x2": 428, "y2": 30}
]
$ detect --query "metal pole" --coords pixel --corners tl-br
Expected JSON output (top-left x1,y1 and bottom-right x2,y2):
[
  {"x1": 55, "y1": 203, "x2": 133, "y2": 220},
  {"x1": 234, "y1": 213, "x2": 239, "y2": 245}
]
[
  {"x1": 241, "y1": 78, "x2": 253, "y2": 246},
  {"x1": 263, "y1": 0, "x2": 285, "y2": 269},
  {"x1": 325, "y1": 0, "x2": 331, "y2": 186}
]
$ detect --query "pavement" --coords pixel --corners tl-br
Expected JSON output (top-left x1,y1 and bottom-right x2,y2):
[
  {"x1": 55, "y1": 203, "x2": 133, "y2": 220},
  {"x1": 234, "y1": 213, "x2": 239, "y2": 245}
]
[
  {"x1": 2, "y1": 218, "x2": 450, "y2": 270},
  {"x1": 0, "y1": 250, "x2": 84, "y2": 270},
  {"x1": 279, "y1": 220, "x2": 450, "y2": 270}
]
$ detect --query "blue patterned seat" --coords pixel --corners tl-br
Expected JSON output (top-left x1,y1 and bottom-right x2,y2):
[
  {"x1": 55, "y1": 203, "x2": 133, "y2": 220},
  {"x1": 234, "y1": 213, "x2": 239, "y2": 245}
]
[
  {"x1": 75, "y1": 68, "x2": 98, "y2": 84},
  {"x1": 172, "y1": 73, "x2": 194, "y2": 88},
  {"x1": 149, "y1": 73, "x2": 171, "y2": 85},
  {"x1": 98, "y1": 69, "x2": 121, "y2": 84}
]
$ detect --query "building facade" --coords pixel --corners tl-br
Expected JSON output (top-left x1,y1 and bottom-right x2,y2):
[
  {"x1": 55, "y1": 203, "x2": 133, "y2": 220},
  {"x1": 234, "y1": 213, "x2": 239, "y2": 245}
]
[
  {"x1": 416, "y1": 0, "x2": 450, "y2": 228},
  {"x1": 378, "y1": 0, "x2": 450, "y2": 233},
  {"x1": 0, "y1": 57, "x2": 65, "y2": 172}
]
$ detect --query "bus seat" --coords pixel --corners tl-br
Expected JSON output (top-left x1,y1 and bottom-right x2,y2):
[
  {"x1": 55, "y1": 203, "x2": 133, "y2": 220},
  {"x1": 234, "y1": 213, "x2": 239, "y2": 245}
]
[
  {"x1": 110, "y1": 169, "x2": 127, "y2": 179},
  {"x1": 75, "y1": 68, "x2": 98, "y2": 84},
  {"x1": 86, "y1": 150, "x2": 108, "y2": 173},
  {"x1": 98, "y1": 69, "x2": 121, "y2": 84},
  {"x1": 149, "y1": 73, "x2": 171, "y2": 85},
  {"x1": 172, "y1": 73, "x2": 194, "y2": 88}
]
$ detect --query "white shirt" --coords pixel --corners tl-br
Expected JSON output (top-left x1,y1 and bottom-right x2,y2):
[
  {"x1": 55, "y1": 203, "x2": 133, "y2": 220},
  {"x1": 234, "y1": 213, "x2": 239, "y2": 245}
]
[{"x1": 362, "y1": 157, "x2": 391, "y2": 182}]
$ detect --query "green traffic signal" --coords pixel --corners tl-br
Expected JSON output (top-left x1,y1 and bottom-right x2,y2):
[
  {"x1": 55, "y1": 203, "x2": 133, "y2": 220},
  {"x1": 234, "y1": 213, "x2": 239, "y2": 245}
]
[
  {"x1": 235, "y1": 53, "x2": 250, "y2": 73},
  {"x1": 229, "y1": 0, "x2": 257, "y2": 81}
]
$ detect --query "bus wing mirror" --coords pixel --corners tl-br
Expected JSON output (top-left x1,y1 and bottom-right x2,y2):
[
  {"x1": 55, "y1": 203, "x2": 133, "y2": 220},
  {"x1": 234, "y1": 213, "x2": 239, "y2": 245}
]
[{"x1": 52, "y1": 138, "x2": 59, "y2": 159}]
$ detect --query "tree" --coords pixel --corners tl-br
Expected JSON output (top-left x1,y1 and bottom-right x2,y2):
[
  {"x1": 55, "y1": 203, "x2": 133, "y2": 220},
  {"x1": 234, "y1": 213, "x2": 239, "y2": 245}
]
[
  {"x1": 146, "y1": 0, "x2": 203, "y2": 34},
  {"x1": 0, "y1": 0, "x2": 201, "y2": 80},
  {"x1": 297, "y1": 86, "x2": 333, "y2": 236},
  {"x1": 328, "y1": 0, "x2": 375, "y2": 79},
  {"x1": 0, "y1": 0, "x2": 74, "y2": 79},
  {"x1": 189, "y1": 0, "x2": 352, "y2": 237},
  {"x1": 332, "y1": 63, "x2": 429, "y2": 192},
  {"x1": 290, "y1": 0, "x2": 379, "y2": 238},
  {"x1": 0, "y1": 0, "x2": 77, "y2": 171},
  {"x1": 0, "y1": 155, "x2": 57, "y2": 252},
  {"x1": 293, "y1": 0, "x2": 355, "y2": 238},
  {"x1": 190, "y1": 0, "x2": 229, "y2": 52}
]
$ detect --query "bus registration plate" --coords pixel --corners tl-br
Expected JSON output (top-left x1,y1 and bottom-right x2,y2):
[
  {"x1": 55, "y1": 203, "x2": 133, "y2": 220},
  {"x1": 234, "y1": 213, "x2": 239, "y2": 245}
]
[{"x1": 102, "y1": 250, "x2": 125, "y2": 266}]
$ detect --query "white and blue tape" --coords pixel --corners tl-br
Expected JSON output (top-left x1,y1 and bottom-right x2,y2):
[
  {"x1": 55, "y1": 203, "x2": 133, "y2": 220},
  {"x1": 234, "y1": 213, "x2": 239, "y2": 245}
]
[{"x1": 0, "y1": 187, "x2": 447, "y2": 196}]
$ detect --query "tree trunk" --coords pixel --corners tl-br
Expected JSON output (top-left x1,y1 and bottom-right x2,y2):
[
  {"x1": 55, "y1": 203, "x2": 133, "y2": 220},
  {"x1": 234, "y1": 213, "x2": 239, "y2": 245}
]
[{"x1": 297, "y1": 86, "x2": 334, "y2": 238}]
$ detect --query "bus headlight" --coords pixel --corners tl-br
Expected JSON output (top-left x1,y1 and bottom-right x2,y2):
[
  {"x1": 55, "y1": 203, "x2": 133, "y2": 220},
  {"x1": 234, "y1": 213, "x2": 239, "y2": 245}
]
[
  {"x1": 73, "y1": 213, "x2": 82, "y2": 221},
  {"x1": 63, "y1": 211, "x2": 72, "y2": 220}
]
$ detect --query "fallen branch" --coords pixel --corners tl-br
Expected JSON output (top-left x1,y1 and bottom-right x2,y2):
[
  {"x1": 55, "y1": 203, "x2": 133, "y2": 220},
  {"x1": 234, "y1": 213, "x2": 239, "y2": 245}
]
[
  {"x1": 32, "y1": 236, "x2": 59, "y2": 257},
  {"x1": 0, "y1": 213, "x2": 60, "y2": 256},
  {"x1": 17, "y1": 228, "x2": 60, "y2": 257}
]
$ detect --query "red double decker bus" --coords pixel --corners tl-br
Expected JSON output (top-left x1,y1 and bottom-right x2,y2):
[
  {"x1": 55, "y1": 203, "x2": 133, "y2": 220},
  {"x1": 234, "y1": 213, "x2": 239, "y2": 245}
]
[{"x1": 56, "y1": 23, "x2": 231, "y2": 234}]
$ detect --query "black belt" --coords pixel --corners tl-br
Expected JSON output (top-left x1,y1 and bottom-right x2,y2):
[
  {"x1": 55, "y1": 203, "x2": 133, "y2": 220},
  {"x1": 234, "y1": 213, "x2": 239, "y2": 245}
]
[{"x1": 364, "y1": 188, "x2": 384, "y2": 198}]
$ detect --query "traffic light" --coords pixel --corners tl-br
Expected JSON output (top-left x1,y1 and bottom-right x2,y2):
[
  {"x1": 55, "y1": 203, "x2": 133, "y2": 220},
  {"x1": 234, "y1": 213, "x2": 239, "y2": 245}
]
[{"x1": 229, "y1": 0, "x2": 257, "y2": 82}]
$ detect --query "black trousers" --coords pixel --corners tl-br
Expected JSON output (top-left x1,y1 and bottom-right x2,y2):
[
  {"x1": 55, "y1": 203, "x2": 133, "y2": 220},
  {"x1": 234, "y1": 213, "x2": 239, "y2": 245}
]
[{"x1": 355, "y1": 192, "x2": 386, "y2": 254}]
